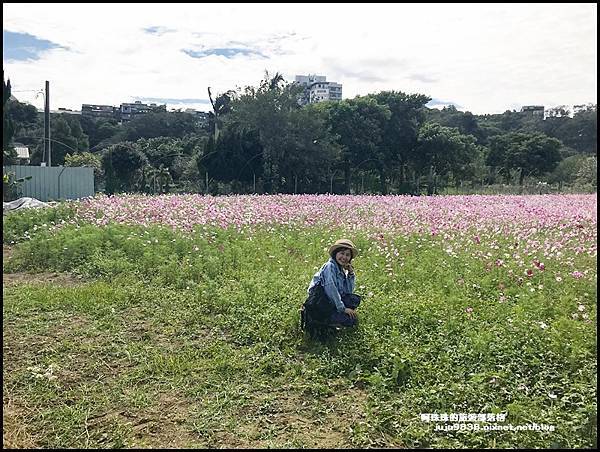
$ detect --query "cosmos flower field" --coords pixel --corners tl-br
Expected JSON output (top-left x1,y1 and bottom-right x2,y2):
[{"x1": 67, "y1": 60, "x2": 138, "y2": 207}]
[{"x1": 3, "y1": 193, "x2": 597, "y2": 448}]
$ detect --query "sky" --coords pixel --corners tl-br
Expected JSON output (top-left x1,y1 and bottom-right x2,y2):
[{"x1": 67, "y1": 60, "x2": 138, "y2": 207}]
[{"x1": 2, "y1": 3, "x2": 597, "y2": 115}]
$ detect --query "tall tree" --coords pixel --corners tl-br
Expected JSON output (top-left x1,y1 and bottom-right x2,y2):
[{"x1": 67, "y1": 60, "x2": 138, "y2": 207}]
[
  {"x1": 368, "y1": 91, "x2": 431, "y2": 193},
  {"x1": 575, "y1": 156, "x2": 597, "y2": 187},
  {"x1": 487, "y1": 132, "x2": 562, "y2": 186},
  {"x1": 556, "y1": 105, "x2": 597, "y2": 154},
  {"x1": 208, "y1": 87, "x2": 236, "y2": 140},
  {"x1": 3, "y1": 73, "x2": 17, "y2": 164},
  {"x1": 52, "y1": 117, "x2": 78, "y2": 165},
  {"x1": 426, "y1": 106, "x2": 485, "y2": 144},
  {"x1": 6, "y1": 99, "x2": 39, "y2": 137},
  {"x1": 281, "y1": 104, "x2": 340, "y2": 193},
  {"x1": 135, "y1": 137, "x2": 184, "y2": 169},
  {"x1": 80, "y1": 116, "x2": 123, "y2": 149},
  {"x1": 225, "y1": 72, "x2": 305, "y2": 193},
  {"x1": 320, "y1": 97, "x2": 390, "y2": 193},
  {"x1": 101, "y1": 142, "x2": 148, "y2": 193},
  {"x1": 415, "y1": 123, "x2": 482, "y2": 194}
]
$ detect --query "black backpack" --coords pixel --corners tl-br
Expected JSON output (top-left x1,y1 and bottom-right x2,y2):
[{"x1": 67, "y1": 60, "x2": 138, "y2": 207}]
[{"x1": 300, "y1": 283, "x2": 336, "y2": 338}]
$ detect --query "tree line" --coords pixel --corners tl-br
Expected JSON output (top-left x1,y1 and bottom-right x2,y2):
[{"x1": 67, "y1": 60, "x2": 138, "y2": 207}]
[{"x1": 3, "y1": 71, "x2": 597, "y2": 195}]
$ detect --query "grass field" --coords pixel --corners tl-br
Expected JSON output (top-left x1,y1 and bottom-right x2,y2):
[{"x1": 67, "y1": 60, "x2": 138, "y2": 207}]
[{"x1": 3, "y1": 194, "x2": 597, "y2": 448}]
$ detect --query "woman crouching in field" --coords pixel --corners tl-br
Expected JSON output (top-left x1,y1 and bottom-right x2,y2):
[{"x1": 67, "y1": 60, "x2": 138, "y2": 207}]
[{"x1": 302, "y1": 239, "x2": 361, "y2": 330}]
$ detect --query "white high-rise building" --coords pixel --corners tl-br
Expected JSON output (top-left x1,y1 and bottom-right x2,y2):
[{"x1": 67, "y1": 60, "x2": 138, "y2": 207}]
[{"x1": 295, "y1": 74, "x2": 342, "y2": 105}]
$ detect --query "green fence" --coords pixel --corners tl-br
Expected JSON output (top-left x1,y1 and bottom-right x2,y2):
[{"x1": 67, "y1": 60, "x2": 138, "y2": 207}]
[{"x1": 3, "y1": 165, "x2": 94, "y2": 201}]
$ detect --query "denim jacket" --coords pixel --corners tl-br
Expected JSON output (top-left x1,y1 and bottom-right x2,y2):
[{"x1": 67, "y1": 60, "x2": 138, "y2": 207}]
[{"x1": 307, "y1": 258, "x2": 355, "y2": 313}]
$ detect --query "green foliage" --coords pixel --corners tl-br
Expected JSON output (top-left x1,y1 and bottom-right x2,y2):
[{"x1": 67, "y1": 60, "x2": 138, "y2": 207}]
[
  {"x1": 576, "y1": 156, "x2": 597, "y2": 187},
  {"x1": 46, "y1": 117, "x2": 87, "y2": 165},
  {"x1": 487, "y1": 132, "x2": 562, "y2": 185},
  {"x1": 282, "y1": 105, "x2": 340, "y2": 193},
  {"x1": 101, "y1": 142, "x2": 148, "y2": 194},
  {"x1": 135, "y1": 163, "x2": 174, "y2": 194},
  {"x1": 2, "y1": 202, "x2": 76, "y2": 243},
  {"x1": 21, "y1": 114, "x2": 91, "y2": 166},
  {"x1": 426, "y1": 106, "x2": 486, "y2": 144},
  {"x1": 566, "y1": 105, "x2": 597, "y2": 154},
  {"x1": 223, "y1": 71, "x2": 310, "y2": 193},
  {"x1": 2, "y1": 171, "x2": 32, "y2": 201},
  {"x1": 3, "y1": 219, "x2": 596, "y2": 448},
  {"x1": 6, "y1": 98, "x2": 39, "y2": 135},
  {"x1": 3, "y1": 143, "x2": 18, "y2": 166},
  {"x1": 135, "y1": 137, "x2": 183, "y2": 168},
  {"x1": 3, "y1": 70, "x2": 596, "y2": 195},
  {"x1": 549, "y1": 154, "x2": 597, "y2": 189},
  {"x1": 80, "y1": 116, "x2": 123, "y2": 149},
  {"x1": 123, "y1": 111, "x2": 199, "y2": 141},
  {"x1": 64, "y1": 151, "x2": 104, "y2": 187},
  {"x1": 368, "y1": 91, "x2": 431, "y2": 193},
  {"x1": 3, "y1": 73, "x2": 16, "y2": 163},
  {"x1": 201, "y1": 128, "x2": 263, "y2": 184},
  {"x1": 415, "y1": 122, "x2": 483, "y2": 194},
  {"x1": 323, "y1": 96, "x2": 391, "y2": 193},
  {"x1": 2, "y1": 95, "x2": 39, "y2": 165}
]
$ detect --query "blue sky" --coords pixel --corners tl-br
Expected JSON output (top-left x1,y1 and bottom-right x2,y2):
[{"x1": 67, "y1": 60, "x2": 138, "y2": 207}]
[
  {"x1": 182, "y1": 48, "x2": 267, "y2": 59},
  {"x1": 3, "y1": 30, "x2": 69, "y2": 61},
  {"x1": 2, "y1": 3, "x2": 597, "y2": 114}
]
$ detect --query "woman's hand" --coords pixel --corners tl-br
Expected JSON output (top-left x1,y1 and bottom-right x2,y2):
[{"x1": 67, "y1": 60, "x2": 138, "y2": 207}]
[
  {"x1": 344, "y1": 263, "x2": 355, "y2": 276},
  {"x1": 344, "y1": 308, "x2": 357, "y2": 319}
]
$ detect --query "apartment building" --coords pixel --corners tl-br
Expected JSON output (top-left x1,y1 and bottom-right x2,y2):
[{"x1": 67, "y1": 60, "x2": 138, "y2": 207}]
[
  {"x1": 295, "y1": 74, "x2": 342, "y2": 105},
  {"x1": 81, "y1": 104, "x2": 117, "y2": 119},
  {"x1": 520, "y1": 105, "x2": 545, "y2": 117},
  {"x1": 81, "y1": 101, "x2": 166, "y2": 122}
]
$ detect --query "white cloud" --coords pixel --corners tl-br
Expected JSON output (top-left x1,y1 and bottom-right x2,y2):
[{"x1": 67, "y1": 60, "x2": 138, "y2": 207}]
[{"x1": 3, "y1": 3, "x2": 597, "y2": 114}]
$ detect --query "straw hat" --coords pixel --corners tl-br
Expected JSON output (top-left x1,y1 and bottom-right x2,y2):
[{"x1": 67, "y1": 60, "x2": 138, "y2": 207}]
[{"x1": 328, "y1": 239, "x2": 358, "y2": 260}]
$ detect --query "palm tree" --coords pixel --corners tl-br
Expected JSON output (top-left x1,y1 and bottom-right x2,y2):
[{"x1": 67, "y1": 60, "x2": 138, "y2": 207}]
[
  {"x1": 3, "y1": 73, "x2": 16, "y2": 163},
  {"x1": 155, "y1": 164, "x2": 173, "y2": 193},
  {"x1": 207, "y1": 87, "x2": 236, "y2": 140},
  {"x1": 259, "y1": 70, "x2": 285, "y2": 93}
]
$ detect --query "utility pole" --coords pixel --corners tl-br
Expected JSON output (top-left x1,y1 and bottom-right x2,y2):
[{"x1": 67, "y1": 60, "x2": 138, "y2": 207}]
[{"x1": 44, "y1": 80, "x2": 51, "y2": 166}]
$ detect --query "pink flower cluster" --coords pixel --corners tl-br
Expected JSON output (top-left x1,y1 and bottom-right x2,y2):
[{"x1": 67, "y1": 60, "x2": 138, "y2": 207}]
[
  {"x1": 74, "y1": 193, "x2": 597, "y2": 238},
  {"x1": 67, "y1": 194, "x2": 596, "y2": 284}
]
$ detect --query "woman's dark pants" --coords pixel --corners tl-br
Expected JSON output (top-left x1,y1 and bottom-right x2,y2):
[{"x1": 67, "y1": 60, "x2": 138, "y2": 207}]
[{"x1": 329, "y1": 293, "x2": 361, "y2": 327}]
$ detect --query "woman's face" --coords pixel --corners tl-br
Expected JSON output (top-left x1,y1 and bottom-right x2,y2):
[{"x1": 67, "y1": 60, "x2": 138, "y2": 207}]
[{"x1": 335, "y1": 248, "x2": 352, "y2": 267}]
